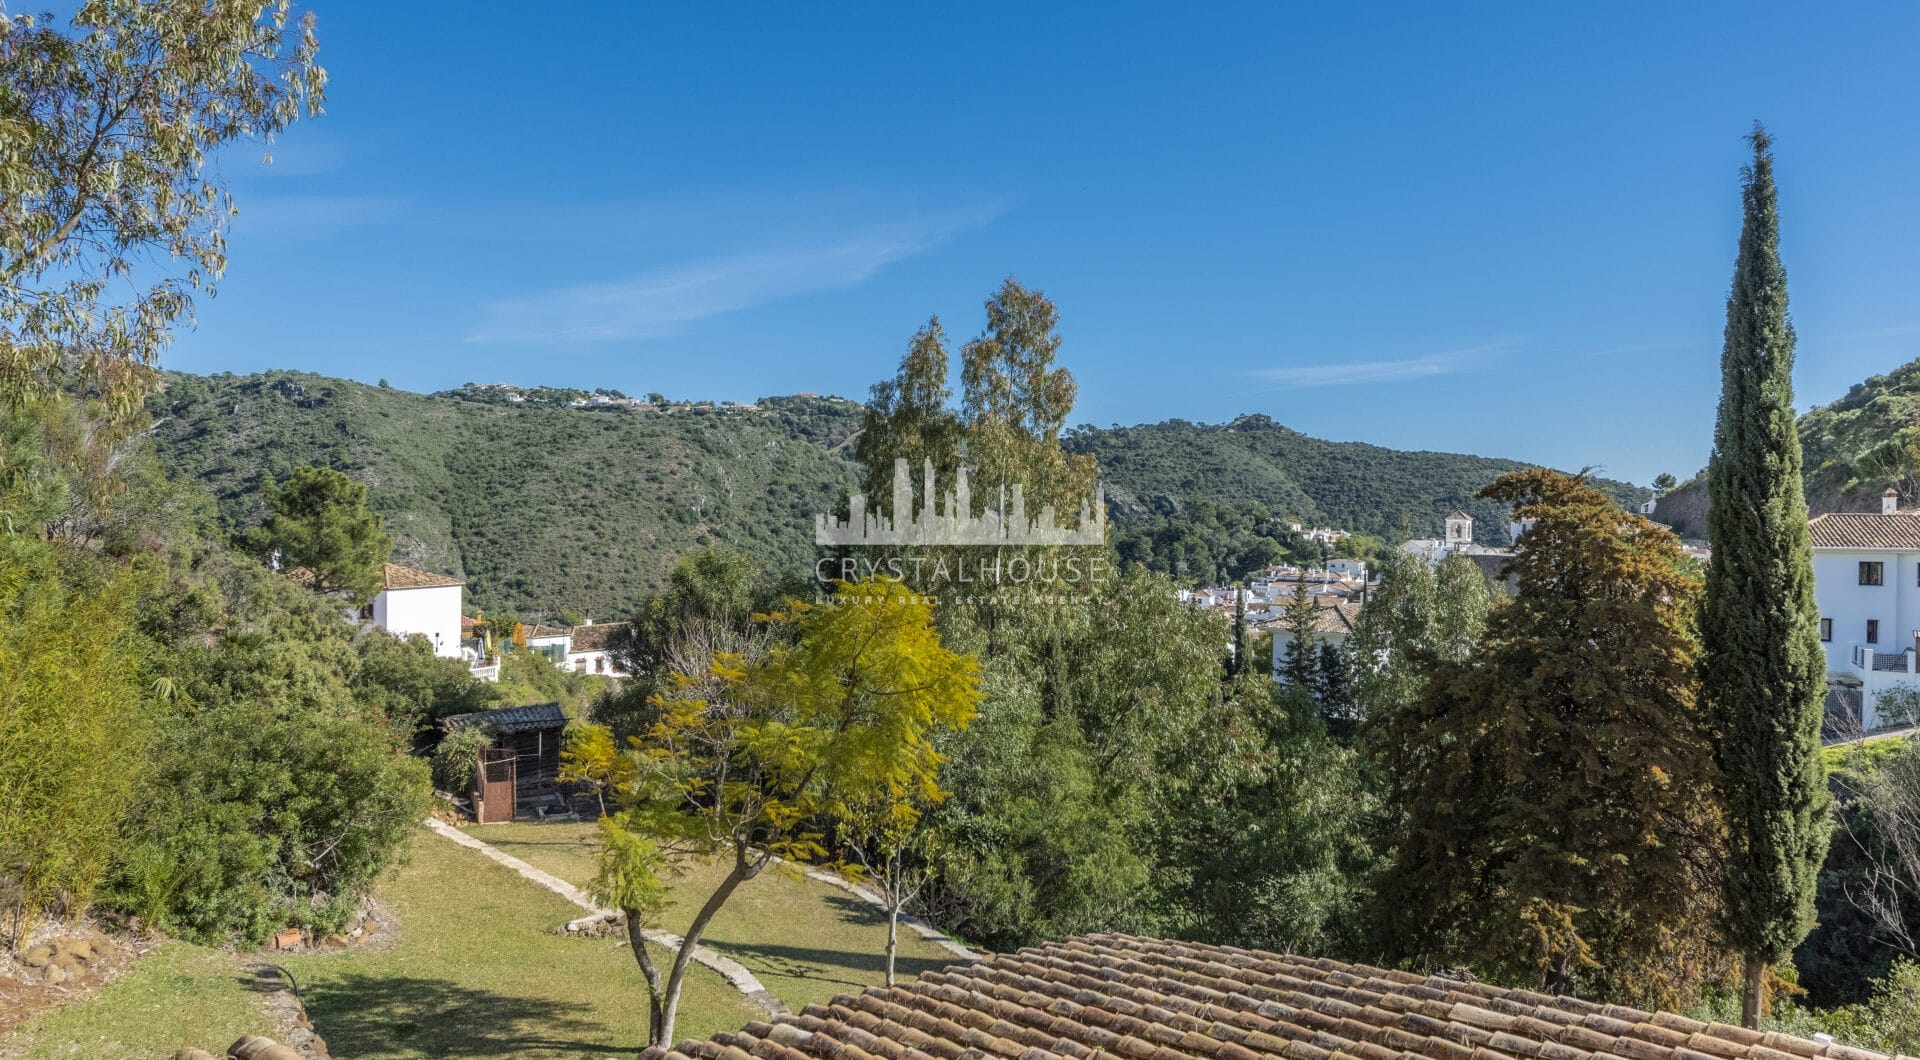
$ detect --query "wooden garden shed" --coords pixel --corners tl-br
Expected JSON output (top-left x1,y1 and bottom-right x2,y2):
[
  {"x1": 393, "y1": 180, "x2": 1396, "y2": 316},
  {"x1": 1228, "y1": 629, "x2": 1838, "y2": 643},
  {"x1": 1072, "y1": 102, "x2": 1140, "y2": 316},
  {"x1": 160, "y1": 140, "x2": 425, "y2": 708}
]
[{"x1": 439, "y1": 702, "x2": 568, "y2": 823}]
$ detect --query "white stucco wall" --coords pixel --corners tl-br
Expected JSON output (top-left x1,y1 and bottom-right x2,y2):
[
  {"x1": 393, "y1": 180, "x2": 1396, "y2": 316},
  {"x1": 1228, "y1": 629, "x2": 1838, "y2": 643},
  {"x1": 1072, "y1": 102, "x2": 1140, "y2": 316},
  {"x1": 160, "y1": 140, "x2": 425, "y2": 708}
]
[
  {"x1": 1813, "y1": 548, "x2": 1920, "y2": 670},
  {"x1": 564, "y1": 648, "x2": 627, "y2": 676},
  {"x1": 374, "y1": 583, "x2": 464, "y2": 658}
]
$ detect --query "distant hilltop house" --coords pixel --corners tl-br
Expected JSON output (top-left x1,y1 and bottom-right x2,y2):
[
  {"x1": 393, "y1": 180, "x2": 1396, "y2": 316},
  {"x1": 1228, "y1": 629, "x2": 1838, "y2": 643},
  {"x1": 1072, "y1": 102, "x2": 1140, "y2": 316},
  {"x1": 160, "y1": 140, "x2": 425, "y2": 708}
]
[
  {"x1": 1810, "y1": 488, "x2": 1920, "y2": 731},
  {"x1": 523, "y1": 619, "x2": 630, "y2": 677},
  {"x1": 1287, "y1": 523, "x2": 1348, "y2": 545}
]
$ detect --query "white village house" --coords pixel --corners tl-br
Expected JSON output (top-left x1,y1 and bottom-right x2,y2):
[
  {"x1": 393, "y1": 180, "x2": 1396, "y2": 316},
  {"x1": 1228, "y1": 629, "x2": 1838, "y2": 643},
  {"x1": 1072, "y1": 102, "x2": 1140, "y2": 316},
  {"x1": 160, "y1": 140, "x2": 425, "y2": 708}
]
[
  {"x1": 362, "y1": 563, "x2": 466, "y2": 658},
  {"x1": 1265, "y1": 596, "x2": 1363, "y2": 680},
  {"x1": 1810, "y1": 489, "x2": 1920, "y2": 730},
  {"x1": 291, "y1": 560, "x2": 629, "y2": 682},
  {"x1": 522, "y1": 619, "x2": 629, "y2": 676}
]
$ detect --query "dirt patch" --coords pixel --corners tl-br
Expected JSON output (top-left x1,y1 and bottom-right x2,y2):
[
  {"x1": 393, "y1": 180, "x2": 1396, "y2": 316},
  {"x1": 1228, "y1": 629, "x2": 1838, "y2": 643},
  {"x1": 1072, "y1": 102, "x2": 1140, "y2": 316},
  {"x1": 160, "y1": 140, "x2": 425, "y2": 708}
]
[{"x1": 0, "y1": 921, "x2": 149, "y2": 1042}]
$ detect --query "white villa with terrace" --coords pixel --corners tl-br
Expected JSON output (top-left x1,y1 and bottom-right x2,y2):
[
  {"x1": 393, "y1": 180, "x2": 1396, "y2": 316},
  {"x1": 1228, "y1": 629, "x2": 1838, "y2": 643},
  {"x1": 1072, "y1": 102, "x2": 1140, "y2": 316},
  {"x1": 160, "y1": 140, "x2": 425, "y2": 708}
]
[
  {"x1": 1811, "y1": 489, "x2": 1920, "y2": 730},
  {"x1": 363, "y1": 563, "x2": 467, "y2": 659}
]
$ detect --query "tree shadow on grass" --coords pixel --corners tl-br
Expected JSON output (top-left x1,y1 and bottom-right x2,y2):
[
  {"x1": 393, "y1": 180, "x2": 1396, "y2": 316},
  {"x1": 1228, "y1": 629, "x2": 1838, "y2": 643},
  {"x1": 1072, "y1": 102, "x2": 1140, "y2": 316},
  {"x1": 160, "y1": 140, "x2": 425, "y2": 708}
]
[
  {"x1": 287, "y1": 970, "x2": 630, "y2": 1058},
  {"x1": 819, "y1": 893, "x2": 891, "y2": 929},
  {"x1": 716, "y1": 938, "x2": 953, "y2": 993}
]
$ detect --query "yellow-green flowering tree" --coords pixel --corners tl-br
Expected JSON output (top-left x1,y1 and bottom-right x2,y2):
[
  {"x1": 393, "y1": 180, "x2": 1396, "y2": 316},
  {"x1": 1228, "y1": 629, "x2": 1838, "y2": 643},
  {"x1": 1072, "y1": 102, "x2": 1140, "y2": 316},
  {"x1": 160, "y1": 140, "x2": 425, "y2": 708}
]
[{"x1": 593, "y1": 577, "x2": 979, "y2": 1047}]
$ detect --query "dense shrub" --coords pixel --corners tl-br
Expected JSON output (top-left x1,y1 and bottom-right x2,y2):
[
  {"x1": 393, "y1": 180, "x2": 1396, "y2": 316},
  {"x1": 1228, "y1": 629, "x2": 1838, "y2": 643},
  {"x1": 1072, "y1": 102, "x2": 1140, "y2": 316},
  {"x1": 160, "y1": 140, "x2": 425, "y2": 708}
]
[
  {"x1": 0, "y1": 539, "x2": 150, "y2": 941},
  {"x1": 352, "y1": 630, "x2": 499, "y2": 734},
  {"x1": 108, "y1": 699, "x2": 429, "y2": 943}
]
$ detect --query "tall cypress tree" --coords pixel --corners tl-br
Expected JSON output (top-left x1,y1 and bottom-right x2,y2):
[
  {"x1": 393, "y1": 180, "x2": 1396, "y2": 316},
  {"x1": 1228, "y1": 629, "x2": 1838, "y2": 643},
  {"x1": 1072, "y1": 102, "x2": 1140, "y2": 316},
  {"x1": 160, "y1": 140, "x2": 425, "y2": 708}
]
[{"x1": 1701, "y1": 124, "x2": 1831, "y2": 1028}]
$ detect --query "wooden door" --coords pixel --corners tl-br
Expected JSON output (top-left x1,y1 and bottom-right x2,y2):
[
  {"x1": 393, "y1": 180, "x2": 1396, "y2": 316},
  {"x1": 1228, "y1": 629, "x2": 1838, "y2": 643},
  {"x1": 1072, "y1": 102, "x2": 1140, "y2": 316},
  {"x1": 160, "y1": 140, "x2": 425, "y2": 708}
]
[{"x1": 475, "y1": 749, "x2": 517, "y2": 823}]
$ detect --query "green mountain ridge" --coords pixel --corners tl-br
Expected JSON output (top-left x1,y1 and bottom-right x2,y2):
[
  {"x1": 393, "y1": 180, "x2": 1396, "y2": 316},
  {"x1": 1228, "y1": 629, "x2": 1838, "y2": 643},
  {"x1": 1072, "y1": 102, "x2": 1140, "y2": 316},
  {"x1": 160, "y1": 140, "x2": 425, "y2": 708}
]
[
  {"x1": 148, "y1": 371, "x2": 1649, "y2": 615},
  {"x1": 1067, "y1": 414, "x2": 1648, "y2": 543},
  {"x1": 1653, "y1": 354, "x2": 1920, "y2": 537}
]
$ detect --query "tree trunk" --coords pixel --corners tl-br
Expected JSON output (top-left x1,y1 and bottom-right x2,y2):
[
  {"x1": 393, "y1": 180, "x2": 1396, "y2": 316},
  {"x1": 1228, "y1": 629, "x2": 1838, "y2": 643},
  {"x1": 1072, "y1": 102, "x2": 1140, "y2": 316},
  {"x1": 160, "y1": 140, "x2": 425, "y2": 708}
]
[
  {"x1": 622, "y1": 908, "x2": 666, "y2": 1046},
  {"x1": 885, "y1": 902, "x2": 900, "y2": 987},
  {"x1": 1741, "y1": 955, "x2": 1766, "y2": 1029},
  {"x1": 1545, "y1": 950, "x2": 1573, "y2": 997},
  {"x1": 657, "y1": 848, "x2": 757, "y2": 1046}
]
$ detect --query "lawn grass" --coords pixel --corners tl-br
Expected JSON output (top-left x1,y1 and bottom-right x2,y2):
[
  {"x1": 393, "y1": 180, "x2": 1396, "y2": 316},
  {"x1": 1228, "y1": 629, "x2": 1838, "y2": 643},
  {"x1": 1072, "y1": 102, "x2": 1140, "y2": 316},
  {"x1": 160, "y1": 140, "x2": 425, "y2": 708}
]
[
  {"x1": 278, "y1": 827, "x2": 758, "y2": 1058},
  {"x1": 466, "y1": 820, "x2": 960, "y2": 1011},
  {"x1": 3, "y1": 941, "x2": 278, "y2": 1059}
]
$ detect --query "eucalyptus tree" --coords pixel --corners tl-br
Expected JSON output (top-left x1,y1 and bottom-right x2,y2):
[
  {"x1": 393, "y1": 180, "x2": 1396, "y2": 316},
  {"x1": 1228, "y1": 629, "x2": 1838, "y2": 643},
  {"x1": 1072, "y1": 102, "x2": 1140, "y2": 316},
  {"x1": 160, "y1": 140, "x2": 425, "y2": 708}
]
[{"x1": 1, "y1": 0, "x2": 325, "y2": 413}]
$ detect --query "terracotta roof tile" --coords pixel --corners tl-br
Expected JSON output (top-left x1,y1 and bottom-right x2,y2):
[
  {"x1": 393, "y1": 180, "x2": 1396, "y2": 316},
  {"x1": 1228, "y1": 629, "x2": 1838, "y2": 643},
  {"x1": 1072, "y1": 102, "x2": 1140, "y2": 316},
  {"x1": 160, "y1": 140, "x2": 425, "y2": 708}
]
[
  {"x1": 568, "y1": 621, "x2": 629, "y2": 652},
  {"x1": 1808, "y1": 511, "x2": 1920, "y2": 549},
  {"x1": 641, "y1": 936, "x2": 1891, "y2": 1060},
  {"x1": 383, "y1": 562, "x2": 464, "y2": 589}
]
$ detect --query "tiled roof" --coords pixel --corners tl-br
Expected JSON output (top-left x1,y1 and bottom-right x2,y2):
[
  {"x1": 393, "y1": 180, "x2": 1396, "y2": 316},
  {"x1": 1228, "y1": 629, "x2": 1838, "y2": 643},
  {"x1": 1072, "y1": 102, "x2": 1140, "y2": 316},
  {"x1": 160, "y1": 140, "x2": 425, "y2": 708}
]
[
  {"x1": 1809, "y1": 511, "x2": 1920, "y2": 549},
  {"x1": 567, "y1": 621, "x2": 629, "y2": 653},
  {"x1": 644, "y1": 934, "x2": 1884, "y2": 1060},
  {"x1": 1259, "y1": 598, "x2": 1362, "y2": 638},
  {"x1": 1446, "y1": 510, "x2": 1472, "y2": 521},
  {"x1": 523, "y1": 623, "x2": 570, "y2": 642},
  {"x1": 440, "y1": 702, "x2": 567, "y2": 734},
  {"x1": 1312, "y1": 598, "x2": 1361, "y2": 636},
  {"x1": 384, "y1": 562, "x2": 464, "y2": 589}
]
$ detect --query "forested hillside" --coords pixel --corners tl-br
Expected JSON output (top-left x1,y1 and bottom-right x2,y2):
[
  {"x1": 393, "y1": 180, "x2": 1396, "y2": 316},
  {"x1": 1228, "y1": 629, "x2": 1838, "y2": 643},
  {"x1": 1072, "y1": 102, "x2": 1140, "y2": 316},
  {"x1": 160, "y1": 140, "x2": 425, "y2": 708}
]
[
  {"x1": 1654, "y1": 354, "x2": 1920, "y2": 537},
  {"x1": 147, "y1": 371, "x2": 862, "y2": 617},
  {"x1": 149, "y1": 372, "x2": 1648, "y2": 612},
  {"x1": 1069, "y1": 414, "x2": 1649, "y2": 542}
]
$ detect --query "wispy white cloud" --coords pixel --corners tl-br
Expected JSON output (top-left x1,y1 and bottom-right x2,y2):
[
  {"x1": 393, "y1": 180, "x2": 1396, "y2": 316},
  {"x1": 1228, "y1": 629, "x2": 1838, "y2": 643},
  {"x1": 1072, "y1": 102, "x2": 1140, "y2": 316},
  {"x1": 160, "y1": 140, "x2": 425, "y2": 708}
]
[
  {"x1": 466, "y1": 205, "x2": 1001, "y2": 343},
  {"x1": 1249, "y1": 341, "x2": 1515, "y2": 391}
]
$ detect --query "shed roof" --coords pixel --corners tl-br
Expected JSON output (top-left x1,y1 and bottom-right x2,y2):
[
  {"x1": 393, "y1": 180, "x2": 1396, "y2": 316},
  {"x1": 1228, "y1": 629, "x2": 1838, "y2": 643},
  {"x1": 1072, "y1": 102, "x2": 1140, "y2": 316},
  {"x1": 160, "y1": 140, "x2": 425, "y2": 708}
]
[
  {"x1": 440, "y1": 702, "x2": 567, "y2": 735},
  {"x1": 643, "y1": 934, "x2": 1884, "y2": 1060}
]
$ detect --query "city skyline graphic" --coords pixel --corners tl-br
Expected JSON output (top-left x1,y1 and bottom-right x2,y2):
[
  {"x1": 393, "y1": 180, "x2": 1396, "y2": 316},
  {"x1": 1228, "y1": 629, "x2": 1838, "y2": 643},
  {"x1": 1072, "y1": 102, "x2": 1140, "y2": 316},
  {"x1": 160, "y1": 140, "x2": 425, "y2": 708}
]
[{"x1": 815, "y1": 458, "x2": 1107, "y2": 547}]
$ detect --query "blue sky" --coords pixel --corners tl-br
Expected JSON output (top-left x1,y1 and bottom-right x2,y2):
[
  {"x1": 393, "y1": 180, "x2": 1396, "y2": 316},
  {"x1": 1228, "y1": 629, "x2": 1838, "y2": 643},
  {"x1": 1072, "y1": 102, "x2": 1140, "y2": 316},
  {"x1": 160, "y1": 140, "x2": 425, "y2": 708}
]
[{"x1": 179, "y1": 3, "x2": 1920, "y2": 485}]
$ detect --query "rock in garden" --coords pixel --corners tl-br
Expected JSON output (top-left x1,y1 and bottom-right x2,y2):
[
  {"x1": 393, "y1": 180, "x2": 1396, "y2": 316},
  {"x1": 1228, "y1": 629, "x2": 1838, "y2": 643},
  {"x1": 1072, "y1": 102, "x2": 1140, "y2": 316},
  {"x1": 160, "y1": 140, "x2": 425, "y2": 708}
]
[
  {"x1": 227, "y1": 1035, "x2": 302, "y2": 1060},
  {"x1": 43, "y1": 963, "x2": 66, "y2": 985},
  {"x1": 65, "y1": 938, "x2": 92, "y2": 960},
  {"x1": 22, "y1": 946, "x2": 51, "y2": 968}
]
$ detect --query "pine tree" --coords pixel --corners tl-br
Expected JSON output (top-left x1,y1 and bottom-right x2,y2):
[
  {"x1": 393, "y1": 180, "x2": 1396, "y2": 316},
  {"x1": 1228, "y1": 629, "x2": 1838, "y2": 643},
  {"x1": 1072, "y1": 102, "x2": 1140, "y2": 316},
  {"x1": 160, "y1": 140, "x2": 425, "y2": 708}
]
[
  {"x1": 1314, "y1": 641, "x2": 1351, "y2": 730},
  {"x1": 1282, "y1": 584, "x2": 1319, "y2": 689},
  {"x1": 1701, "y1": 124, "x2": 1832, "y2": 1027},
  {"x1": 1375, "y1": 469, "x2": 1723, "y2": 1005},
  {"x1": 246, "y1": 465, "x2": 393, "y2": 605}
]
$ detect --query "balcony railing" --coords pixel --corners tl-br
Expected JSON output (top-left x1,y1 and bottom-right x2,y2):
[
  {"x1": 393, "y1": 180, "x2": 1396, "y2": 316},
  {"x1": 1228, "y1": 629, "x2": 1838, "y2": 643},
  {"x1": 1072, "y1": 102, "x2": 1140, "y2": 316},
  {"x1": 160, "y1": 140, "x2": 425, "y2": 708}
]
[{"x1": 1876, "y1": 651, "x2": 1916, "y2": 672}]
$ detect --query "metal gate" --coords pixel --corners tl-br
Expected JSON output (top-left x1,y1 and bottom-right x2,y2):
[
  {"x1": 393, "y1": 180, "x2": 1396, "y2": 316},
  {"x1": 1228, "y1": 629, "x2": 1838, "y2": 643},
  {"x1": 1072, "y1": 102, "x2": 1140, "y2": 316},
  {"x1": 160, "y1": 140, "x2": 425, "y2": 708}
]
[{"x1": 474, "y1": 748, "x2": 517, "y2": 823}]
